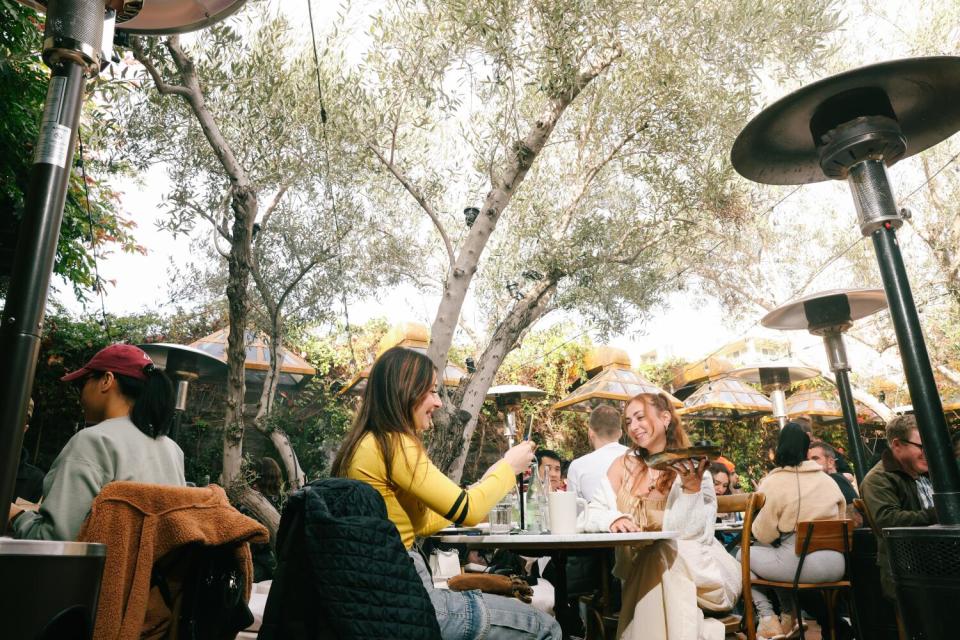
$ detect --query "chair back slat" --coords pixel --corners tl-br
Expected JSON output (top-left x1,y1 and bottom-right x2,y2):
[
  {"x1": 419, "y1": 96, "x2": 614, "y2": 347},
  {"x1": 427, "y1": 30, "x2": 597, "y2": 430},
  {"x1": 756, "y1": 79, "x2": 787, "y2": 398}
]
[
  {"x1": 739, "y1": 492, "x2": 765, "y2": 639},
  {"x1": 793, "y1": 519, "x2": 852, "y2": 555},
  {"x1": 716, "y1": 493, "x2": 751, "y2": 515}
]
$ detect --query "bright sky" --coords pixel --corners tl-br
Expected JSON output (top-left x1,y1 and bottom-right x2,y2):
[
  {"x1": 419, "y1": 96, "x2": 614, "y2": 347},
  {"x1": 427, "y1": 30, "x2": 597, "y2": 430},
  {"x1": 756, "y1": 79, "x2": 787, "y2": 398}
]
[{"x1": 52, "y1": 0, "x2": 929, "y2": 380}]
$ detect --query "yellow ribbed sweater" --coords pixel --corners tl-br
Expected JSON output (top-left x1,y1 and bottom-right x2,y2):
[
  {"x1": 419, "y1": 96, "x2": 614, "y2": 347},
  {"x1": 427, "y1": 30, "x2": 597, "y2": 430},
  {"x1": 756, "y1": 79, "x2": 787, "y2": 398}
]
[{"x1": 346, "y1": 432, "x2": 516, "y2": 549}]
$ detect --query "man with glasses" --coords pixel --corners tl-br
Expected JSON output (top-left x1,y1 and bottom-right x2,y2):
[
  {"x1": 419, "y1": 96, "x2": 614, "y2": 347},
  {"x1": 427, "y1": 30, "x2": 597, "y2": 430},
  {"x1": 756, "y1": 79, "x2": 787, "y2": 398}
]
[{"x1": 861, "y1": 414, "x2": 937, "y2": 600}]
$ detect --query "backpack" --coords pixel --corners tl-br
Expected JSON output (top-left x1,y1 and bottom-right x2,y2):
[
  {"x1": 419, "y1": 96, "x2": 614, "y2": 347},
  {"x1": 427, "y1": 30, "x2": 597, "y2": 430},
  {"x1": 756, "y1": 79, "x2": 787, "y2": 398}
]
[{"x1": 148, "y1": 543, "x2": 254, "y2": 639}]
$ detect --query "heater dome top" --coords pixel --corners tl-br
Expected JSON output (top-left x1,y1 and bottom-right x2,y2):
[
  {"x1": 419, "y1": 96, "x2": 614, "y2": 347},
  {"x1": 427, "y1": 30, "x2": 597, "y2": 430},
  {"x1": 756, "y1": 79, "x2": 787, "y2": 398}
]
[
  {"x1": 17, "y1": 0, "x2": 246, "y2": 35},
  {"x1": 731, "y1": 56, "x2": 960, "y2": 185}
]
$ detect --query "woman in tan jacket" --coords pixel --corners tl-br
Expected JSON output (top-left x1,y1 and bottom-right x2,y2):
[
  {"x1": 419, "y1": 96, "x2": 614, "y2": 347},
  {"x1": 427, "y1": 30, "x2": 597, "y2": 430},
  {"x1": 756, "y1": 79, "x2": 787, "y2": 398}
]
[{"x1": 742, "y1": 422, "x2": 845, "y2": 640}]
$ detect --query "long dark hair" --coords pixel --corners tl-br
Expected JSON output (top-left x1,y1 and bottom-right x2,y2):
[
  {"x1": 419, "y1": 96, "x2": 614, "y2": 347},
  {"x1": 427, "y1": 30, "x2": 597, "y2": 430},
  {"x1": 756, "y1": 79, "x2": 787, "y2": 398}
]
[
  {"x1": 258, "y1": 457, "x2": 283, "y2": 496},
  {"x1": 112, "y1": 366, "x2": 175, "y2": 438},
  {"x1": 331, "y1": 347, "x2": 436, "y2": 486},
  {"x1": 708, "y1": 462, "x2": 731, "y2": 495},
  {"x1": 775, "y1": 421, "x2": 811, "y2": 467},
  {"x1": 626, "y1": 392, "x2": 691, "y2": 494}
]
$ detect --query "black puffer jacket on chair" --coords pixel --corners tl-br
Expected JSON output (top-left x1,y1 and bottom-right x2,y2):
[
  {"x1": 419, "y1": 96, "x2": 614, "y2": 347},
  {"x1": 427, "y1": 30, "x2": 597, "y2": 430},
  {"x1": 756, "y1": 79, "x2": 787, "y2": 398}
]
[{"x1": 258, "y1": 478, "x2": 442, "y2": 640}]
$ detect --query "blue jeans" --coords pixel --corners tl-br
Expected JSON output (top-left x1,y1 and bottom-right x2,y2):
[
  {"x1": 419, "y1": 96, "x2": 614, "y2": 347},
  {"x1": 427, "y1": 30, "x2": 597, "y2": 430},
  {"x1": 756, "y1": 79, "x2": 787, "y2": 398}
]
[{"x1": 409, "y1": 551, "x2": 562, "y2": 640}]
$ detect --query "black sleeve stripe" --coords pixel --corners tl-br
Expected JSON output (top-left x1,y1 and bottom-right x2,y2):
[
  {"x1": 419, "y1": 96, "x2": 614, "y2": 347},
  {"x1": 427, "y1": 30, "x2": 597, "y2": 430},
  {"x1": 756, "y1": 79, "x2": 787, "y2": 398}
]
[
  {"x1": 444, "y1": 489, "x2": 467, "y2": 522},
  {"x1": 453, "y1": 496, "x2": 470, "y2": 526}
]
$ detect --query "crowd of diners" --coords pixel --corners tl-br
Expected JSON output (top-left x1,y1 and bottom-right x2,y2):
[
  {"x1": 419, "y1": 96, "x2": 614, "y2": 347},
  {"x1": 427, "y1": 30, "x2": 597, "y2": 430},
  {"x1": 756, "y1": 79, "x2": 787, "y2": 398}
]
[{"x1": 6, "y1": 343, "x2": 946, "y2": 640}]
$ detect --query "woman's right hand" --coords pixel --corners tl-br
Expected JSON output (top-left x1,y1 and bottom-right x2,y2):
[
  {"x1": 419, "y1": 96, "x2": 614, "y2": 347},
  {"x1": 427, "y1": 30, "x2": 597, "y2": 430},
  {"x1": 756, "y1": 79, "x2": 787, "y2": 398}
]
[
  {"x1": 609, "y1": 516, "x2": 639, "y2": 533},
  {"x1": 503, "y1": 441, "x2": 537, "y2": 475}
]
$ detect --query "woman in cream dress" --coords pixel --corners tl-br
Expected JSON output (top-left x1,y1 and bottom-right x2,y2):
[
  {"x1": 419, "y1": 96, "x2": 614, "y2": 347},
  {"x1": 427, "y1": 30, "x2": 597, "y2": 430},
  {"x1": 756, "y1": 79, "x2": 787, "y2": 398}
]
[{"x1": 582, "y1": 393, "x2": 741, "y2": 640}]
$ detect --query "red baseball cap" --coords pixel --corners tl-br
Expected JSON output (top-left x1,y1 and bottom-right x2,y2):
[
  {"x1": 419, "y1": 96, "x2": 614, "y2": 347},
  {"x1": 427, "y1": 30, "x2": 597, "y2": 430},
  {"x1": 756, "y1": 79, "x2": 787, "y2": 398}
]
[{"x1": 61, "y1": 344, "x2": 154, "y2": 382}]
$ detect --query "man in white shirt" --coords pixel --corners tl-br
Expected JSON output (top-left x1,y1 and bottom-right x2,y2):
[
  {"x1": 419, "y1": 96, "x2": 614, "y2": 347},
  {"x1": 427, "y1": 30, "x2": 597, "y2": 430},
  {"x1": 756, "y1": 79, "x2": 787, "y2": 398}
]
[{"x1": 566, "y1": 404, "x2": 627, "y2": 502}]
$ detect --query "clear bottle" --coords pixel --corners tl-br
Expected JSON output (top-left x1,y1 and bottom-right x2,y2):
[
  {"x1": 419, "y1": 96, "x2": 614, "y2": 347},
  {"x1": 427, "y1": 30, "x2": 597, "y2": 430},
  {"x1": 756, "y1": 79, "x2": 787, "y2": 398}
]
[
  {"x1": 525, "y1": 461, "x2": 550, "y2": 533},
  {"x1": 506, "y1": 484, "x2": 521, "y2": 529}
]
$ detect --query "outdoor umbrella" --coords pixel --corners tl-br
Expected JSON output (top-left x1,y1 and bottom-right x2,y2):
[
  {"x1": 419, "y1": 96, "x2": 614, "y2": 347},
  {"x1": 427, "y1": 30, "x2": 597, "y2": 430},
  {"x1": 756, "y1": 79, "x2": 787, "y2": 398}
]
[
  {"x1": 552, "y1": 363, "x2": 682, "y2": 411},
  {"x1": 189, "y1": 329, "x2": 316, "y2": 390},
  {"x1": 678, "y1": 376, "x2": 773, "y2": 421},
  {"x1": 785, "y1": 388, "x2": 884, "y2": 425},
  {"x1": 338, "y1": 322, "x2": 466, "y2": 396}
]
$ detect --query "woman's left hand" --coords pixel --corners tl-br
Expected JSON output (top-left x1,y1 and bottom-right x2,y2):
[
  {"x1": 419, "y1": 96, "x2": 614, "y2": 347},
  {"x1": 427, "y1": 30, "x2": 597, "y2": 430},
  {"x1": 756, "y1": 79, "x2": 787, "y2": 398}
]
[{"x1": 670, "y1": 457, "x2": 708, "y2": 494}]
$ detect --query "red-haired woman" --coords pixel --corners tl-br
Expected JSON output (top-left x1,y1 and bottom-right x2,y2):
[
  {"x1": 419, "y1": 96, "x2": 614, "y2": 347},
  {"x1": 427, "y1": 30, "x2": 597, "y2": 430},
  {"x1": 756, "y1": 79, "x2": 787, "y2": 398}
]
[
  {"x1": 332, "y1": 347, "x2": 561, "y2": 640},
  {"x1": 583, "y1": 393, "x2": 741, "y2": 640}
]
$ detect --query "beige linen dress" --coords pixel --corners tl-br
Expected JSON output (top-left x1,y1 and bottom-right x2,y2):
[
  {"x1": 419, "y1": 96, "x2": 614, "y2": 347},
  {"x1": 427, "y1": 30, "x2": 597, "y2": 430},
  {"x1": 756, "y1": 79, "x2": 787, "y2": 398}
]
[{"x1": 584, "y1": 466, "x2": 740, "y2": 640}]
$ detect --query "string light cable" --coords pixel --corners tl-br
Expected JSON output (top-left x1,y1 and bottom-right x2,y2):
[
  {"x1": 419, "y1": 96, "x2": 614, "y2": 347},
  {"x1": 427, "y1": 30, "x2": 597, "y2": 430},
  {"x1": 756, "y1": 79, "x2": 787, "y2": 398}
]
[{"x1": 305, "y1": 0, "x2": 357, "y2": 367}]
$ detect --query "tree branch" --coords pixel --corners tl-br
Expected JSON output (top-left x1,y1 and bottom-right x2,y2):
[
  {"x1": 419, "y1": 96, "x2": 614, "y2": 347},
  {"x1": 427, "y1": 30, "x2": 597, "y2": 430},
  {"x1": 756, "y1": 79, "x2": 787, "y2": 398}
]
[
  {"x1": 259, "y1": 185, "x2": 289, "y2": 235},
  {"x1": 365, "y1": 141, "x2": 456, "y2": 267},
  {"x1": 162, "y1": 35, "x2": 250, "y2": 188},
  {"x1": 130, "y1": 39, "x2": 191, "y2": 97},
  {"x1": 426, "y1": 45, "x2": 624, "y2": 376},
  {"x1": 556, "y1": 129, "x2": 640, "y2": 238}
]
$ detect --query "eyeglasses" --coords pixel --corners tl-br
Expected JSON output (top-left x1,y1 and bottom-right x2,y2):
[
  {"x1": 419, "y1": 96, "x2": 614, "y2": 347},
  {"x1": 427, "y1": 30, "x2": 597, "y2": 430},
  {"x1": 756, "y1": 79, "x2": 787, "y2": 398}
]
[{"x1": 902, "y1": 440, "x2": 924, "y2": 452}]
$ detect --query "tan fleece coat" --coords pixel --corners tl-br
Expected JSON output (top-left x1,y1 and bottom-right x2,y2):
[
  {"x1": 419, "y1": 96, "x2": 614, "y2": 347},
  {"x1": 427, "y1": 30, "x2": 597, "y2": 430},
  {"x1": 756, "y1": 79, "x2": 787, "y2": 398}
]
[
  {"x1": 77, "y1": 482, "x2": 269, "y2": 640},
  {"x1": 753, "y1": 460, "x2": 845, "y2": 544}
]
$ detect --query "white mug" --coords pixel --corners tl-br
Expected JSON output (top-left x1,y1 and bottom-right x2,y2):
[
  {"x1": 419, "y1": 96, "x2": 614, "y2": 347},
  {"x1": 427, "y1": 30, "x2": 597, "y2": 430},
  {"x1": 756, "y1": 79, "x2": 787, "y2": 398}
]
[{"x1": 548, "y1": 491, "x2": 587, "y2": 535}]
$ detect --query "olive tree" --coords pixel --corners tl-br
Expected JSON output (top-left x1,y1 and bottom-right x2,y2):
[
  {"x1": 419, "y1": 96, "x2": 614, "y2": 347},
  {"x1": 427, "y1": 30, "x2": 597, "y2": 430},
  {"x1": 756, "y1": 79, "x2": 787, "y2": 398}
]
[{"x1": 327, "y1": 0, "x2": 843, "y2": 479}]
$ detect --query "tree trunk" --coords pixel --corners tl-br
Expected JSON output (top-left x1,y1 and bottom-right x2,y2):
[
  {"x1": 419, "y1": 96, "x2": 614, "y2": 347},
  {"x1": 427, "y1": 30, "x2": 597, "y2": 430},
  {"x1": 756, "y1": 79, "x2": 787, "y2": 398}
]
[
  {"x1": 233, "y1": 483, "x2": 280, "y2": 544},
  {"x1": 263, "y1": 428, "x2": 307, "y2": 489},
  {"x1": 937, "y1": 365, "x2": 960, "y2": 387},
  {"x1": 222, "y1": 187, "x2": 256, "y2": 486},
  {"x1": 429, "y1": 279, "x2": 558, "y2": 480},
  {"x1": 250, "y1": 314, "x2": 307, "y2": 489},
  {"x1": 851, "y1": 386, "x2": 893, "y2": 423},
  {"x1": 818, "y1": 367, "x2": 893, "y2": 423},
  {"x1": 255, "y1": 315, "x2": 283, "y2": 423},
  {"x1": 424, "y1": 52, "x2": 622, "y2": 378}
]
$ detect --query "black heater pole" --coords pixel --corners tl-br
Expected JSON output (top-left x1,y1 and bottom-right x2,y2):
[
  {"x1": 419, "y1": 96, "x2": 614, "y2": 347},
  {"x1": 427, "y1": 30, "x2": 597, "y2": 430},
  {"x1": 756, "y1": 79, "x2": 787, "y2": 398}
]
[
  {"x1": 0, "y1": 0, "x2": 103, "y2": 511},
  {"x1": 835, "y1": 367, "x2": 868, "y2": 483},
  {"x1": 871, "y1": 223, "x2": 960, "y2": 522},
  {"x1": 822, "y1": 329, "x2": 870, "y2": 484},
  {"x1": 838, "y1": 154, "x2": 960, "y2": 525}
]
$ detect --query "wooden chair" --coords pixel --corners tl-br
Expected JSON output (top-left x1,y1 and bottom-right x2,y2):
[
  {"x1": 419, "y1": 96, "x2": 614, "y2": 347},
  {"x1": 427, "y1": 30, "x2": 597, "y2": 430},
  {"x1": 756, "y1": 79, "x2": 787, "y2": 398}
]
[
  {"x1": 709, "y1": 493, "x2": 757, "y2": 636},
  {"x1": 716, "y1": 492, "x2": 766, "y2": 640},
  {"x1": 746, "y1": 519, "x2": 854, "y2": 640}
]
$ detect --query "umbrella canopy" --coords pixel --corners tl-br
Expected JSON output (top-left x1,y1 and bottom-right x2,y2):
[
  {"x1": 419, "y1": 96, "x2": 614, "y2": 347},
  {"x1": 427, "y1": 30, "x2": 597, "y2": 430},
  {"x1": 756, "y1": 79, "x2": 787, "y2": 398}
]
[
  {"x1": 188, "y1": 329, "x2": 316, "y2": 389},
  {"x1": 339, "y1": 322, "x2": 467, "y2": 396},
  {"x1": 670, "y1": 356, "x2": 735, "y2": 391},
  {"x1": 678, "y1": 377, "x2": 772, "y2": 421},
  {"x1": 553, "y1": 365, "x2": 682, "y2": 411},
  {"x1": 728, "y1": 360, "x2": 820, "y2": 388},
  {"x1": 785, "y1": 388, "x2": 884, "y2": 424}
]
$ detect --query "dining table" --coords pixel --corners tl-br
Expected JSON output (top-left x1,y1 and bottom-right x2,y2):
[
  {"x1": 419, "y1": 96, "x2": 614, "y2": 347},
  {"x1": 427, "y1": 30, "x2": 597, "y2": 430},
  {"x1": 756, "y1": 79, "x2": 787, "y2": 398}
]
[{"x1": 433, "y1": 529, "x2": 680, "y2": 639}]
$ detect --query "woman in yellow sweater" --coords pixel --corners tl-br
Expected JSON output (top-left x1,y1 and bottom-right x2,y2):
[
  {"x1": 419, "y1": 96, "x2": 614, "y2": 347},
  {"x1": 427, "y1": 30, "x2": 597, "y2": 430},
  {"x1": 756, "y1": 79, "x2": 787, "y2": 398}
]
[{"x1": 332, "y1": 346, "x2": 562, "y2": 640}]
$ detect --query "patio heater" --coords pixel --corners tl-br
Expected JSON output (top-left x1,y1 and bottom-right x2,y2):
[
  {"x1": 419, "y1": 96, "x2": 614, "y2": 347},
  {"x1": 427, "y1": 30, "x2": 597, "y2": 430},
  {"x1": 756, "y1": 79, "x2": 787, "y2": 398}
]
[
  {"x1": 487, "y1": 384, "x2": 546, "y2": 529},
  {"x1": 137, "y1": 343, "x2": 228, "y2": 439},
  {"x1": 730, "y1": 56, "x2": 960, "y2": 523},
  {"x1": 731, "y1": 57, "x2": 960, "y2": 639},
  {"x1": 761, "y1": 288, "x2": 887, "y2": 483},
  {"x1": 0, "y1": 0, "x2": 246, "y2": 636},
  {"x1": 0, "y1": 0, "x2": 247, "y2": 520},
  {"x1": 729, "y1": 361, "x2": 819, "y2": 429}
]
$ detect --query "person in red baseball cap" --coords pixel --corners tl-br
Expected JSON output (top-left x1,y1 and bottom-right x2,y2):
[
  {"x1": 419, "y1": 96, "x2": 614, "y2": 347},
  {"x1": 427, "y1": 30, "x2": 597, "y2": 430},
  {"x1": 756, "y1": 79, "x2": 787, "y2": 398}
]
[{"x1": 8, "y1": 344, "x2": 185, "y2": 541}]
